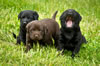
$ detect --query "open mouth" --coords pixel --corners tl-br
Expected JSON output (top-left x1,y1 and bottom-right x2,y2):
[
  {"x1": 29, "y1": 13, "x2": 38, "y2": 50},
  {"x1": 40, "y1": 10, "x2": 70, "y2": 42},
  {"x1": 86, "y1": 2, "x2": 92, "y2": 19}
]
[{"x1": 65, "y1": 16, "x2": 73, "y2": 28}]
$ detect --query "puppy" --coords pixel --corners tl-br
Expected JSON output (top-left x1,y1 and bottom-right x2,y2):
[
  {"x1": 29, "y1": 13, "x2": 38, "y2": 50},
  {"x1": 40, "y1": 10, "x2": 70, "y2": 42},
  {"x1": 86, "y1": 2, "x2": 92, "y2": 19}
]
[
  {"x1": 13, "y1": 10, "x2": 39, "y2": 45},
  {"x1": 57, "y1": 9, "x2": 87, "y2": 58},
  {"x1": 25, "y1": 11, "x2": 60, "y2": 52}
]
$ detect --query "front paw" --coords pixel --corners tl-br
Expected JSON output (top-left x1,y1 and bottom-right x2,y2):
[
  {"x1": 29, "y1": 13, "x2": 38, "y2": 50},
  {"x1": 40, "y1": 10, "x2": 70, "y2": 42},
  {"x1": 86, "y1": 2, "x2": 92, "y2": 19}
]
[{"x1": 71, "y1": 54, "x2": 75, "y2": 59}]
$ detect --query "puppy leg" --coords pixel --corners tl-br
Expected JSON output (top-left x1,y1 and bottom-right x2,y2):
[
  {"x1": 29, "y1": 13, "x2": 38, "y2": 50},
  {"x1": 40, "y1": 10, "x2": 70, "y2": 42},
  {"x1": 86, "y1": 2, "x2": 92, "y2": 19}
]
[
  {"x1": 53, "y1": 34, "x2": 60, "y2": 48},
  {"x1": 56, "y1": 42, "x2": 65, "y2": 56},
  {"x1": 49, "y1": 40, "x2": 53, "y2": 46},
  {"x1": 21, "y1": 37, "x2": 26, "y2": 45},
  {"x1": 25, "y1": 42, "x2": 33, "y2": 53},
  {"x1": 25, "y1": 33, "x2": 32, "y2": 52},
  {"x1": 16, "y1": 36, "x2": 21, "y2": 44},
  {"x1": 47, "y1": 39, "x2": 53, "y2": 46},
  {"x1": 20, "y1": 33, "x2": 26, "y2": 45},
  {"x1": 56, "y1": 37, "x2": 65, "y2": 54},
  {"x1": 57, "y1": 43, "x2": 64, "y2": 51},
  {"x1": 71, "y1": 41, "x2": 81, "y2": 58},
  {"x1": 56, "y1": 34, "x2": 64, "y2": 51},
  {"x1": 39, "y1": 41, "x2": 46, "y2": 46},
  {"x1": 71, "y1": 36, "x2": 87, "y2": 57},
  {"x1": 54, "y1": 39, "x2": 59, "y2": 48}
]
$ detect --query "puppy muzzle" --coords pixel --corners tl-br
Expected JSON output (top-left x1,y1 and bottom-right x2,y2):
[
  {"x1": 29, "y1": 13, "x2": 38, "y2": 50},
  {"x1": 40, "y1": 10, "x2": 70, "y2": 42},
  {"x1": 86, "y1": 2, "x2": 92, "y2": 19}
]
[{"x1": 23, "y1": 22, "x2": 27, "y2": 24}]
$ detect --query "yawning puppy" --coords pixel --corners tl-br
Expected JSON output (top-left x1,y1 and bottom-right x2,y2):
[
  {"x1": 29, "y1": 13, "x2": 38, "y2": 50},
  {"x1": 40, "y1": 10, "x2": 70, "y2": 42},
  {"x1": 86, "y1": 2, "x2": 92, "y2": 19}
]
[
  {"x1": 13, "y1": 10, "x2": 39, "y2": 45},
  {"x1": 57, "y1": 9, "x2": 87, "y2": 58},
  {"x1": 66, "y1": 16, "x2": 73, "y2": 27},
  {"x1": 25, "y1": 11, "x2": 60, "y2": 52}
]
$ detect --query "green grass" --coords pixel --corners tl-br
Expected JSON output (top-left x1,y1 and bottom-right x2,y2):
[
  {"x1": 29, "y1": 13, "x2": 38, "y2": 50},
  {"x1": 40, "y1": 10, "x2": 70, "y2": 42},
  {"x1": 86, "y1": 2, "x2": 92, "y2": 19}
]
[{"x1": 0, "y1": 0, "x2": 100, "y2": 65}]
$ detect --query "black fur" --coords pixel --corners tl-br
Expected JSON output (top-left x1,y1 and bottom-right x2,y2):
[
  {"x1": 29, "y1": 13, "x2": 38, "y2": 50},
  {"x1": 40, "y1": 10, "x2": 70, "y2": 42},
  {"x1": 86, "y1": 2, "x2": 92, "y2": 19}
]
[
  {"x1": 13, "y1": 10, "x2": 39, "y2": 45},
  {"x1": 57, "y1": 9, "x2": 87, "y2": 58}
]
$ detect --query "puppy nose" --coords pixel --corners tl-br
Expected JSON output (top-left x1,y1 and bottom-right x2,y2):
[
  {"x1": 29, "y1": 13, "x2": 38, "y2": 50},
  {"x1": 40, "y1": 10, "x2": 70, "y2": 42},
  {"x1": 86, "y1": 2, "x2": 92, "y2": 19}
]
[
  {"x1": 35, "y1": 35, "x2": 38, "y2": 38},
  {"x1": 23, "y1": 22, "x2": 27, "y2": 24}
]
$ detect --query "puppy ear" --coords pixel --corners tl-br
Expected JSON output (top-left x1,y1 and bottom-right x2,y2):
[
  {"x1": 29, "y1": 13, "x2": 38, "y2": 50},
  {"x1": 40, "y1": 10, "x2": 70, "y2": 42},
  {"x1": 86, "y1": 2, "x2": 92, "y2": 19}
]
[
  {"x1": 77, "y1": 13, "x2": 82, "y2": 22},
  {"x1": 18, "y1": 11, "x2": 23, "y2": 20},
  {"x1": 60, "y1": 11, "x2": 67, "y2": 21},
  {"x1": 33, "y1": 11, "x2": 39, "y2": 20},
  {"x1": 43, "y1": 24, "x2": 48, "y2": 35}
]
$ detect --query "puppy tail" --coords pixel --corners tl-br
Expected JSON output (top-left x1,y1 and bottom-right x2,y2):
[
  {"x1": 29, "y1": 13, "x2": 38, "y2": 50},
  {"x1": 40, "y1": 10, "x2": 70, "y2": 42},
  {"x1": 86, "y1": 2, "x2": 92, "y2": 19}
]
[
  {"x1": 52, "y1": 11, "x2": 58, "y2": 20},
  {"x1": 12, "y1": 33, "x2": 17, "y2": 39}
]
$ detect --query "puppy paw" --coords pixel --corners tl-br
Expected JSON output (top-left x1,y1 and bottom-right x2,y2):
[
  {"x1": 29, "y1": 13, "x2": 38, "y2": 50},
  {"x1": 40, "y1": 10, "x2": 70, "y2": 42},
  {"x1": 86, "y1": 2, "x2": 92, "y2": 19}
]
[{"x1": 71, "y1": 54, "x2": 75, "y2": 59}]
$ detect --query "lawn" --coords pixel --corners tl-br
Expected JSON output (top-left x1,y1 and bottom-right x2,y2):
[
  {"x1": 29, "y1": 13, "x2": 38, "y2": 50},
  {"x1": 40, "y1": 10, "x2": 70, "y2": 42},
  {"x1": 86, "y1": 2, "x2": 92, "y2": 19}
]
[{"x1": 0, "y1": 0, "x2": 100, "y2": 65}]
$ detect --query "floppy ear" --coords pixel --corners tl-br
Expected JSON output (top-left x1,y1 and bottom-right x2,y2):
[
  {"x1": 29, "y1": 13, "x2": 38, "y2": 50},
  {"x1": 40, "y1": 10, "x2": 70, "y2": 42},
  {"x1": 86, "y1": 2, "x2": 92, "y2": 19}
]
[
  {"x1": 18, "y1": 11, "x2": 23, "y2": 20},
  {"x1": 33, "y1": 11, "x2": 39, "y2": 20},
  {"x1": 60, "y1": 10, "x2": 68, "y2": 20},
  {"x1": 77, "y1": 13, "x2": 82, "y2": 22}
]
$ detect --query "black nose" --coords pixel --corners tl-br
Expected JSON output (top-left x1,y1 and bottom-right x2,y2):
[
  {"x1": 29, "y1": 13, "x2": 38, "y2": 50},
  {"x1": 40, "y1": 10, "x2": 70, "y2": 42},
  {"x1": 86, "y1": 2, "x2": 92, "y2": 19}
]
[{"x1": 23, "y1": 18, "x2": 29, "y2": 22}]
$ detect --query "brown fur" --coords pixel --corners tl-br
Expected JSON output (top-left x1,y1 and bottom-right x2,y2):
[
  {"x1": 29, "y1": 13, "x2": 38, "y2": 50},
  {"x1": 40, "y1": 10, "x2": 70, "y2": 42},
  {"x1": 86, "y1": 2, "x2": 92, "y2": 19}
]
[{"x1": 25, "y1": 11, "x2": 60, "y2": 52}]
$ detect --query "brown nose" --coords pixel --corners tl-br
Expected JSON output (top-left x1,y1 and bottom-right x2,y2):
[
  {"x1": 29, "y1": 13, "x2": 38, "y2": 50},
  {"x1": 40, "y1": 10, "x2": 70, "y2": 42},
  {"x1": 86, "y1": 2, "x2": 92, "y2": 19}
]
[{"x1": 34, "y1": 35, "x2": 39, "y2": 38}]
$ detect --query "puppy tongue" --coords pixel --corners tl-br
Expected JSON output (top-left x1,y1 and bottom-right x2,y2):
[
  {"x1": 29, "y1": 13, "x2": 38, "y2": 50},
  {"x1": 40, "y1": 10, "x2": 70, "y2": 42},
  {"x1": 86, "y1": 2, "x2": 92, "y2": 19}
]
[{"x1": 66, "y1": 20, "x2": 72, "y2": 27}]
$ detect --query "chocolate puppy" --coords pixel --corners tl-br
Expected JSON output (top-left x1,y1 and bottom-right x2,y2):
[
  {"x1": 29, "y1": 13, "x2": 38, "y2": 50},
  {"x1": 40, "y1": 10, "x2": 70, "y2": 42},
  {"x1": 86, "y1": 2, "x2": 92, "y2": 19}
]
[
  {"x1": 57, "y1": 9, "x2": 87, "y2": 58},
  {"x1": 25, "y1": 11, "x2": 60, "y2": 52},
  {"x1": 13, "y1": 10, "x2": 39, "y2": 45}
]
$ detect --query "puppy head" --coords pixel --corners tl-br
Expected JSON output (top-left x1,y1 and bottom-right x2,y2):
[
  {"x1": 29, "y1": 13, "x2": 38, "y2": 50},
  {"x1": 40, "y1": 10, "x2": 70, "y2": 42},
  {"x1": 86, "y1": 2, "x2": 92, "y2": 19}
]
[
  {"x1": 60, "y1": 9, "x2": 82, "y2": 29},
  {"x1": 18, "y1": 10, "x2": 39, "y2": 26},
  {"x1": 26, "y1": 21, "x2": 47, "y2": 41}
]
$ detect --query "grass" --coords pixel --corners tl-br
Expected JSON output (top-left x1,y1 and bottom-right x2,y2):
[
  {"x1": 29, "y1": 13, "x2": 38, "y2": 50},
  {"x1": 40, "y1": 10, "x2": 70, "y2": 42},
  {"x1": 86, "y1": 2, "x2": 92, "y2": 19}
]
[{"x1": 0, "y1": 0, "x2": 100, "y2": 65}]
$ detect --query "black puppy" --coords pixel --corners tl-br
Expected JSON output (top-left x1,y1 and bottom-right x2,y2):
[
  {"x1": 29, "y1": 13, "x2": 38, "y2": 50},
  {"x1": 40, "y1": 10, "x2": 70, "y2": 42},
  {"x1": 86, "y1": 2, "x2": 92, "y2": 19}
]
[
  {"x1": 57, "y1": 9, "x2": 87, "y2": 58},
  {"x1": 13, "y1": 10, "x2": 39, "y2": 45}
]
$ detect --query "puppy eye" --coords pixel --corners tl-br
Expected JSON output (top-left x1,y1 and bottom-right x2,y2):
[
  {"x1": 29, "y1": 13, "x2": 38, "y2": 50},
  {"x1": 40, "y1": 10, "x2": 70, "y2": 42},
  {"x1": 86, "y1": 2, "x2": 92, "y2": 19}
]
[
  {"x1": 32, "y1": 29, "x2": 36, "y2": 31},
  {"x1": 22, "y1": 16, "x2": 25, "y2": 18}
]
